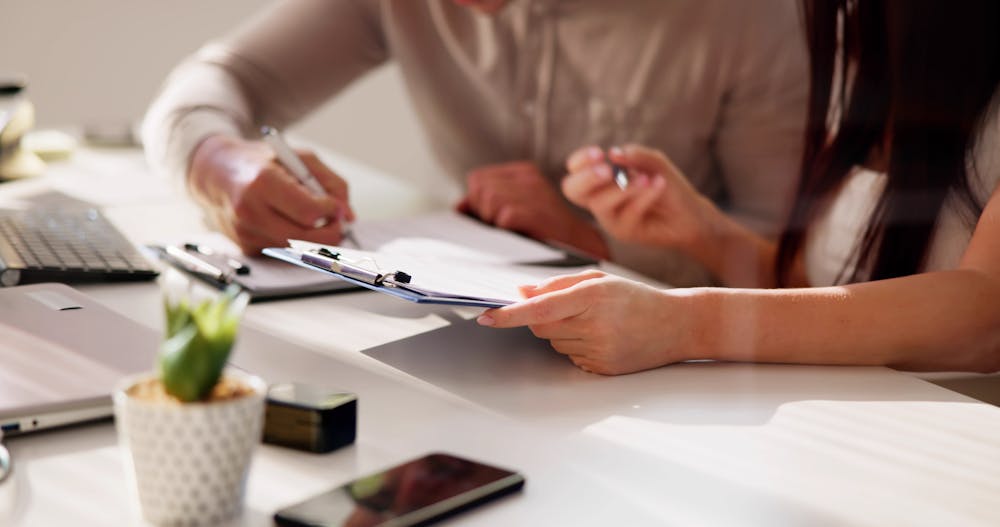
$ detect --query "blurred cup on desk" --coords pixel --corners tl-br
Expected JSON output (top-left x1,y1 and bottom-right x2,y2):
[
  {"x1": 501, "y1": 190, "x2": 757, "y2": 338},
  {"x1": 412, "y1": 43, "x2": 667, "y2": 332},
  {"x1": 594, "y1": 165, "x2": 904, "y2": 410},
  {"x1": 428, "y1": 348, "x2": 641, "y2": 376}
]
[
  {"x1": 0, "y1": 73, "x2": 44, "y2": 180},
  {"x1": 114, "y1": 271, "x2": 265, "y2": 526}
]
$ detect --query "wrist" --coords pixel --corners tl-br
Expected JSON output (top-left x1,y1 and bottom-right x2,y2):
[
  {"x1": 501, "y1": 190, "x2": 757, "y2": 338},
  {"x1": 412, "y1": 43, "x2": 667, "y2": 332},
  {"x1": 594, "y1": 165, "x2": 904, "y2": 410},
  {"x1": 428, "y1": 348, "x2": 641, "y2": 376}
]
[
  {"x1": 679, "y1": 196, "x2": 729, "y2": 268},
  {"x1": 188, "y1": 134, "x2": 239, "y2": 204},
  {"x1": 669, "y1": 286, "x2": 724, "y2": 363},
  {"x1": 684, "y1": 201, "x2": 777, "y2": 288}
]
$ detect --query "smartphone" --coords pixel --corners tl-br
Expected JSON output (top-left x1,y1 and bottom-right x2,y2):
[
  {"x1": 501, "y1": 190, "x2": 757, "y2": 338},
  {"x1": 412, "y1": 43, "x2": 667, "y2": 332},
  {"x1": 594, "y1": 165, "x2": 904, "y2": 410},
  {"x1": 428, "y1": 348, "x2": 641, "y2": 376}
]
[{"x1": 273, "y1": 452, "x2": 525, "y2": 527}]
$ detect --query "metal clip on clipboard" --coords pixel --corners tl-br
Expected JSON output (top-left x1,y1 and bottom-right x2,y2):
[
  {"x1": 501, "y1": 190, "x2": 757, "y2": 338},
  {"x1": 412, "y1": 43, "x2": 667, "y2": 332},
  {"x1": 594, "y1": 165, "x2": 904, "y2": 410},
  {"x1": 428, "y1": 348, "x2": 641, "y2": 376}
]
[
  {"x1": 301, "y1": 247, "x2": 412, "y2": 288},
  {"x1": 262, "y1": 243, "x2": 513, "y2": 307}
]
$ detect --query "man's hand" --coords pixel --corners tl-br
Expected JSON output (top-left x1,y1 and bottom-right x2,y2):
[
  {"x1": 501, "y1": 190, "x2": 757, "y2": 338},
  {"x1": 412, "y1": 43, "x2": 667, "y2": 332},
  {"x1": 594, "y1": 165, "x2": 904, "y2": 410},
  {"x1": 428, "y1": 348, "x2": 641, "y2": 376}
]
[
  {"x1": 188, "y1": 134, "x2": 355, "y2": 254},
  {"x1": 457, "y1": 161, "x2": 609, "y2": 259}
]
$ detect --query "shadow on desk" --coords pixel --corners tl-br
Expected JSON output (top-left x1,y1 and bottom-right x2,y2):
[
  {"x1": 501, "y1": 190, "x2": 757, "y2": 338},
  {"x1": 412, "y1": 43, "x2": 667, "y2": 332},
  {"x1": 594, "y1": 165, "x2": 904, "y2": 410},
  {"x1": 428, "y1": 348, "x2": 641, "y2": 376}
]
[{"x1": 362, "y1": 319, "x2": 967, "y2": 429}]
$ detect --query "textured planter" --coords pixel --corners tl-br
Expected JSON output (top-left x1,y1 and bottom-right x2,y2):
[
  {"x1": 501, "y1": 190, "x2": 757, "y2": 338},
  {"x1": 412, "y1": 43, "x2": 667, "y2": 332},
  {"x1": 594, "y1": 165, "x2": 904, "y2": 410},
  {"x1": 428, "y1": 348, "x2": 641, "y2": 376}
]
[{"x1": 114, "y1": 369, "x2": 266, "y2": 526}]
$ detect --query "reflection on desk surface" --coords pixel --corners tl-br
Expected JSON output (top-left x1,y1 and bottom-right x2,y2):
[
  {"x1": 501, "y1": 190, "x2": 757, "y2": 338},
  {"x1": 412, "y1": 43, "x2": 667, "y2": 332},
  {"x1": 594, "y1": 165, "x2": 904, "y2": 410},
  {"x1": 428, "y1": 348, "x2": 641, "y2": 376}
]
[{"x1": 362, "y1": 319, "x2": 976, "y2": 428}]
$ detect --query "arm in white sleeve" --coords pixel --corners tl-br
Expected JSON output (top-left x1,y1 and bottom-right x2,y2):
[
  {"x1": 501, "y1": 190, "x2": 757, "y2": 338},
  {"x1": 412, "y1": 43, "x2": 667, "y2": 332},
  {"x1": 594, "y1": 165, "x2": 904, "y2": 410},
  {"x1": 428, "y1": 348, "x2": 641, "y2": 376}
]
[{"x1": 141, "y1": 0, "x2": 389, "y2": 183}]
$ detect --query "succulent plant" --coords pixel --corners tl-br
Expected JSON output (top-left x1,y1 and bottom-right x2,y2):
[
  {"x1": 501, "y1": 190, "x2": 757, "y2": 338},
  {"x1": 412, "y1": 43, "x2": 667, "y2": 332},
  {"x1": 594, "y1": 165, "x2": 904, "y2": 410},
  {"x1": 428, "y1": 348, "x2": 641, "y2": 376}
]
[{"x1": 159, "y1": 285, "x2": 249, "y2": 402}]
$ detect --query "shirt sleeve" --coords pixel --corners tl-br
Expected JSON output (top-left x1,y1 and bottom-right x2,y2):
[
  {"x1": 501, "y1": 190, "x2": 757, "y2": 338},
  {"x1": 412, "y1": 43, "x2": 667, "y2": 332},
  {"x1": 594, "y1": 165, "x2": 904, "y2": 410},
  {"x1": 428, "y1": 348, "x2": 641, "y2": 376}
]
[
  {"x1": 141, "y1": 0, "x2": 389, "y2": 183},
  {"x1": 712, "y1": 0, "x2": 808, "y2": 238}
]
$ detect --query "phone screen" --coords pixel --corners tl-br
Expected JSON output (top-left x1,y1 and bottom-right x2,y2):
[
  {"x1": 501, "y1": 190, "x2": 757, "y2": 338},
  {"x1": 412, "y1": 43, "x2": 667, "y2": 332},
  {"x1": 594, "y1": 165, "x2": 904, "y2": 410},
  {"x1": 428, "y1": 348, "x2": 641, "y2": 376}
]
[{"x1": 274, "y1": 453, "x2": 524, "y2": 527}]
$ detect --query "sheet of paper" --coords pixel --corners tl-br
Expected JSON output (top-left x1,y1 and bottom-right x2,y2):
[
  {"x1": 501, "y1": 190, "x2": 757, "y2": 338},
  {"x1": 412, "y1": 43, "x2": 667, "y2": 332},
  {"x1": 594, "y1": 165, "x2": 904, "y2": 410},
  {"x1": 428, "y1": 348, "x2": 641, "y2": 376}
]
[{"x1": 351, "y1": 211, "x2": 566, "y2": 264}]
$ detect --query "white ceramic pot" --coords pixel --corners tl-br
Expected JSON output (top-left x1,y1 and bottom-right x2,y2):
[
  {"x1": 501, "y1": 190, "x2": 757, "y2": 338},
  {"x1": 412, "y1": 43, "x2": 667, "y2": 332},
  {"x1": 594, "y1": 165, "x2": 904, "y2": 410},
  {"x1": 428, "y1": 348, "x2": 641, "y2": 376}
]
[{"x1": 113, "y1": 369, "x2": 266, "y2": 526}]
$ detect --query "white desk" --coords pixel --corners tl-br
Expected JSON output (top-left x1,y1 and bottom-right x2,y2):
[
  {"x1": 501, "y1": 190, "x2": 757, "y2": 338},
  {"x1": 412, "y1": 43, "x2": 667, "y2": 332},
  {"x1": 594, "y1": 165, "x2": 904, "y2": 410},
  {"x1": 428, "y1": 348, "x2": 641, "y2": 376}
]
[{"x1": 3, "y1": 147, "x2": 1000, "y2": 526}]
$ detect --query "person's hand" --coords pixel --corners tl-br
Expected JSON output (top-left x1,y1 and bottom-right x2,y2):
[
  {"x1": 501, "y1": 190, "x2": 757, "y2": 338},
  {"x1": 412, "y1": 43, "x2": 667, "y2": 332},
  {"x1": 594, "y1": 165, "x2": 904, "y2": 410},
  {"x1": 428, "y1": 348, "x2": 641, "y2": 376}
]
[
  {"x1": 188, "y1": 134, "x2": 355, "y2": 254},
  {"x1": 563, "y1": 145, "x2": 722, "y2": 257},
  {"x1": 476, "y1": 270, "x2": 692, "y2": 375},
  {"x1": 457, "y1": 161, "x2": 610, "y2": 259}
]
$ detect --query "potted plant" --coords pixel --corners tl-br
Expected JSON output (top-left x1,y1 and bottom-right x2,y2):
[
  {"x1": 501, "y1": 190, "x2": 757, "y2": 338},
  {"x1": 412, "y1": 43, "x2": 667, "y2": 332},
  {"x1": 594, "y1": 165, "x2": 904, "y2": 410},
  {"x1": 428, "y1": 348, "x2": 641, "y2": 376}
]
[{"x1": 114, "y1": 277, "x2": 265, "y2": 526}]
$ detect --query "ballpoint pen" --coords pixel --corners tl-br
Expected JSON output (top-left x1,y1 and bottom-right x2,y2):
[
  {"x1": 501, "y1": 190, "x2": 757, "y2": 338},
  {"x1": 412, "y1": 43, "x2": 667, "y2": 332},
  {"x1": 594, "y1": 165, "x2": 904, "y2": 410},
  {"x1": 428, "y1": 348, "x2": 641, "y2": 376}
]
[
  {"x1": 183, "y1": 243, "x2": 250, "y2": 275},
  {"x1": 261, "y1": 125, "x2": 360, "y2": 245},
  {"x1": 164, "y1": 245, "x2": 233, "y2": 285},
  {"x1": 606, "y1": 151, "x2": 630, "y2": 191}
]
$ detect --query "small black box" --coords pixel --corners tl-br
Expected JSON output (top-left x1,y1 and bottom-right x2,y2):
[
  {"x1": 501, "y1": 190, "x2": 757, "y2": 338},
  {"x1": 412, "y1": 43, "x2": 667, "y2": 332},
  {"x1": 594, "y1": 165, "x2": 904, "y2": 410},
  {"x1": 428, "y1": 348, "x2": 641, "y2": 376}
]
[{"x1": 264, "y1": 383, "x2": 357, "y2": 453}]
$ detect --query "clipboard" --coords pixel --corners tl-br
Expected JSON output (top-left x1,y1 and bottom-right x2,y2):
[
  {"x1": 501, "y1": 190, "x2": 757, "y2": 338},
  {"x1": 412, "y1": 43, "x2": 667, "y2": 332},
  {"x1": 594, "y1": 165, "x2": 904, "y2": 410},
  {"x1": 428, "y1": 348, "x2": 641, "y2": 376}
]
[
  {"x1": 263, "y1": 245, "x2": 514, "y2": 308},
  {"x1": 148, "y1": 243, "x2": 359, "y2": 302}
]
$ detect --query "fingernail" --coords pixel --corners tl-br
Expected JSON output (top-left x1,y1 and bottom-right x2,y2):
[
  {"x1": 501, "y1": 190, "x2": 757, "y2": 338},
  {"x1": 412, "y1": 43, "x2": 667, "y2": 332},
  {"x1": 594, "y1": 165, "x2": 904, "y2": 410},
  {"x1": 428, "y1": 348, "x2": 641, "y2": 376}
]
[
  {"x1": 313, "y1": 217, "x2": 329, "y2": 229},
  {"x1": 588, "y1": 147, "x2": 604, "y2": 161},
  {"x1": 476, "y1": 314, "x2": 495, "y2": 326},
  {"x1": 609, "y1": 146, "x2": 624, "y2": 157}
]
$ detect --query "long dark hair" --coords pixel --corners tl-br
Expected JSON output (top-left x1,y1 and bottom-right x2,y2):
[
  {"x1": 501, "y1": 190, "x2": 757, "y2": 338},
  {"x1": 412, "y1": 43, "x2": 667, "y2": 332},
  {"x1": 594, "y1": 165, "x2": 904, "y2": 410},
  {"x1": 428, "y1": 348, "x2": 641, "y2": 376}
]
[{"x1": 775, "y1": 0, "x2": 1000, "y2": 286}]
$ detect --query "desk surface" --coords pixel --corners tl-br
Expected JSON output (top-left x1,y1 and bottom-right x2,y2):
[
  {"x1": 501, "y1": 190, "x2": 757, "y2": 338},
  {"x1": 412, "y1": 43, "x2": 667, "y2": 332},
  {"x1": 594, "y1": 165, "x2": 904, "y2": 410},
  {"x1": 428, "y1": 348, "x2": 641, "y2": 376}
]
[{"x1": 3, "y1": 147, "x2": 1000, "y2": 526}]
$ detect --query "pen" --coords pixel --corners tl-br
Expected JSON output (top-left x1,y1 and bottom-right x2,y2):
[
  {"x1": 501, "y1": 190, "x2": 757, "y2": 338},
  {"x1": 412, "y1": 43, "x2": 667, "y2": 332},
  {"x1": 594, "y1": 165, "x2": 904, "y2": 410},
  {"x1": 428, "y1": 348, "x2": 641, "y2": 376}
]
[
  {"x1": 261, "y1": 125, "x2": 360, "y2": 242},
  {"x1": 183, "y1": 243, "x2": 250, "y2": 275},
  {"x1": 261, "y1": 126, "x2": 327, "y2": 197},
  {"x1": 606, "y1": 151, "x2": 630, "y2": 191},
  {"x1": 164, "y1": 245, "x2": 233, "y2": 284}
]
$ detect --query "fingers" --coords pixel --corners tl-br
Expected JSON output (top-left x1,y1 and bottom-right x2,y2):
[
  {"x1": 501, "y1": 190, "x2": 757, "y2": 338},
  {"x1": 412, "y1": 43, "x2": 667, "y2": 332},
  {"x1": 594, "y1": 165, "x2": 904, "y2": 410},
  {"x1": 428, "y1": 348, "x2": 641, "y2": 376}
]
[
  {"x1": 478, "y1": 271, "x2": 605, "y2": 328},
  {"x1": 252, "y1": 164, "x2": 339, "y2": 229},
  {"x1": 462, "y1": 162, "x2": 551, "y2": 227},
  {"x1": 566, "y1": 145, "x2": 605, "y2": 173},
  {"x1": 478, "y1": 294, "x2": 583, "y2": 328},
  {"x1": 562, "y1": 164, "x2": 614, "y2": 206},
  {"x1": 614, "y1": 176, "x2": 666, "y2": 234},
  {"x1": 519, "y1": 269, "x2": 606, "y2": 298},
  {"x1": 609, "y1": 144, "x2": 680, "y2": 177},
  {"x1": 298, "y1": 151, "x2": 355, "y2": 222}
]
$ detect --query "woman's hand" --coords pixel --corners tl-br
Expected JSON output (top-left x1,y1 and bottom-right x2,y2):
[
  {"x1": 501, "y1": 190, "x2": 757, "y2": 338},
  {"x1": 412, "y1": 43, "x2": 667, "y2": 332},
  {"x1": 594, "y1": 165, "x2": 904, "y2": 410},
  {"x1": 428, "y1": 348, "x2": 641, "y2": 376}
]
[
  {"x1": 476, "y1": 270, "x2": 693, "y2": 375},
  {"x1": 563, "y1": 144, "x2": 724, "y2": 261},
  {"x1": 188, "y1": 134, "x2": 355, "y2": 254}
]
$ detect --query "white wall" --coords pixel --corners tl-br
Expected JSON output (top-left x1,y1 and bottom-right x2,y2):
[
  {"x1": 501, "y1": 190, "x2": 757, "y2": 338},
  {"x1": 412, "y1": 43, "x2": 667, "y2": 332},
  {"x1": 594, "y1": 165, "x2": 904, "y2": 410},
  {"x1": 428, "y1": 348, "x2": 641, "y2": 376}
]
[{"x1": 0, "y1": 0, "x2": 441, "y2": 188}]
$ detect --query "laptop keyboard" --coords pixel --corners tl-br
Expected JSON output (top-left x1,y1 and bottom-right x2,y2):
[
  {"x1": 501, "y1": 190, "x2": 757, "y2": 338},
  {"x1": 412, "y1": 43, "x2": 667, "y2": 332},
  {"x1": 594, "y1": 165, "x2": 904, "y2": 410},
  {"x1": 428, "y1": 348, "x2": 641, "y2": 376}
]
[{"x1": 0, "y1": 206, "x2": 157, "y2": 286}]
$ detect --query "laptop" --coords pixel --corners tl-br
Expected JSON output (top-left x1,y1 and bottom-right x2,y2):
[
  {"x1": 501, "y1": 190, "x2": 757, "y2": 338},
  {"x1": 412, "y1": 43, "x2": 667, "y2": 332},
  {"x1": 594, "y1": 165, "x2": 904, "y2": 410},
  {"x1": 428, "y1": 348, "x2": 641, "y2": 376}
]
[
  {"x1": 0, "y1": 282, "x2": 158, "y2": 436},
  {"x1": 0, "y1": 193, "x2": 159, "y2": 287}
]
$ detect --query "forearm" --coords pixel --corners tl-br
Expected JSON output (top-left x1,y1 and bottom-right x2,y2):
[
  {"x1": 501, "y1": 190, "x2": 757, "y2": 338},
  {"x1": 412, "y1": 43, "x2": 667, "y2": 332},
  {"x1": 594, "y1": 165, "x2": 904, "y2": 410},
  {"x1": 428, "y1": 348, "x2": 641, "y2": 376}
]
[
  {"x1": 142, "y1": 0, "x2": 387, "y2": 184},
  {"x1": 688, "y1": 269, "x2": 1000, "y2": 372},
  {"x1": 141, "y1": 60, "x2": 253, "y2": 184},
  {"x1": 685, "y1": 200, "x2": 779, "y2": 288}
]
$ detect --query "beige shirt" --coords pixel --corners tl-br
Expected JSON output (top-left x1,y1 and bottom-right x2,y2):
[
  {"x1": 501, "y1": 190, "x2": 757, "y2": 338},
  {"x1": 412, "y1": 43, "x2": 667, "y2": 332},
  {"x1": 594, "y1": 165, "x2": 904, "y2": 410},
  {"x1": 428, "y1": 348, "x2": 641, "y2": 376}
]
[{"x1": 142, "y1": 0, "x2": 808, "y2": 285}]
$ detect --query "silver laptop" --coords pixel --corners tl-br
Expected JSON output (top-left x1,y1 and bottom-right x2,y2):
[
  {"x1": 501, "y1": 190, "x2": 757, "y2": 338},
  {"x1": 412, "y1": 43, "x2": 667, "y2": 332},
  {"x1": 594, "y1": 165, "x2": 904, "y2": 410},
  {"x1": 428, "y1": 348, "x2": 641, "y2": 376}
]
[{"x1": 0, "y1": 283, "x2": 158, "y2": 435}]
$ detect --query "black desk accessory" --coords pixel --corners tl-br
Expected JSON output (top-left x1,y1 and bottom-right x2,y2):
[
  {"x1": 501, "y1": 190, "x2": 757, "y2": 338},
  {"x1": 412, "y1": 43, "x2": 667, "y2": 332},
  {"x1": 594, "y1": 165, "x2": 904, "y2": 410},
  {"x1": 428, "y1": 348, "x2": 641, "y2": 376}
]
[{"x1": 264, "y1": 382, "x2": 357, "y2": 454}]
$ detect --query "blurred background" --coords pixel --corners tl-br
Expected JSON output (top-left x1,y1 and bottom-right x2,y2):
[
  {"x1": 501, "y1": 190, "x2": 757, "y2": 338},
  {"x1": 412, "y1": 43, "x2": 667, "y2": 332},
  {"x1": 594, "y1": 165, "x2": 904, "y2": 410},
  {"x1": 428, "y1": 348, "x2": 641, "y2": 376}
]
[{"x1": 0, "y1": 0, "x2": 441, "y2": 187}]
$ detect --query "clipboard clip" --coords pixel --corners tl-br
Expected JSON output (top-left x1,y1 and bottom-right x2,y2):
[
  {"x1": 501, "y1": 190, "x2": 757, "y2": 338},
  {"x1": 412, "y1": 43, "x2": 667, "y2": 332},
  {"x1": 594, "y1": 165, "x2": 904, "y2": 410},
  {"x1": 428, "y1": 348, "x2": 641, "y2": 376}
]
[{"x1": 304, "y1": 247, "x2": 411, "y2": 287}]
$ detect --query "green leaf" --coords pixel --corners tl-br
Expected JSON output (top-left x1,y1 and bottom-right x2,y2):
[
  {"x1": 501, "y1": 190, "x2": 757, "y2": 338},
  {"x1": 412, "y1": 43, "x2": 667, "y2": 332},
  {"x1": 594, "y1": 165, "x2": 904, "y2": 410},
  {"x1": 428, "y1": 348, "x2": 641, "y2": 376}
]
[{"x1": 158, "y1": 287, "x2": 248, "y2": 401}]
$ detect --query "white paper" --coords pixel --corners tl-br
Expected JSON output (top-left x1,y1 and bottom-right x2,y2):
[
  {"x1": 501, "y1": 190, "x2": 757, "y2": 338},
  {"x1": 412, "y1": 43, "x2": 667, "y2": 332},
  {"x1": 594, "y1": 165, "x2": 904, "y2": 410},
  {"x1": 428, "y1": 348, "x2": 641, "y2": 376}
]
[
  {"x1": 289, "y1": 240, "x2": 584, "y2": 304},
  {"x1": 351, "y1": 211, "x2": 566, "y2": 264}
]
